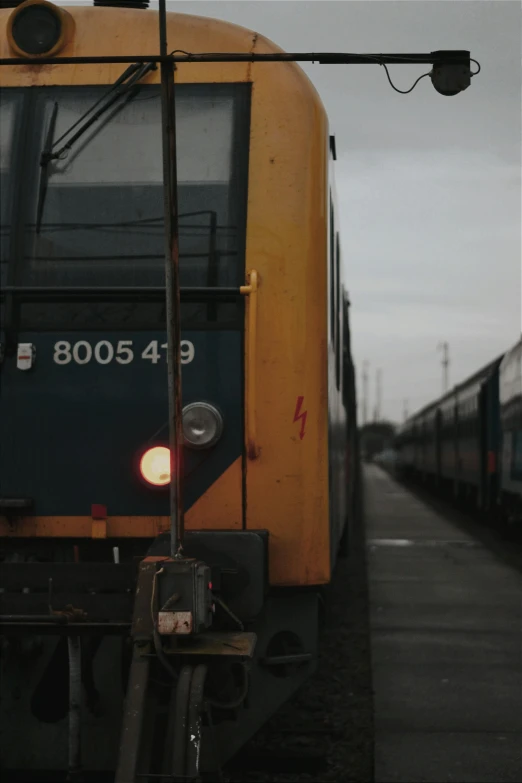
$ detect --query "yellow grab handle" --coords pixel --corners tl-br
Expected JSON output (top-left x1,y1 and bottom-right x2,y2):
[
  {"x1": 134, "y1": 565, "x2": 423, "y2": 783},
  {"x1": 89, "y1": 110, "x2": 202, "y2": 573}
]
[{"x1": 240, "y1": 270, "x2": 259, "y2": 459}]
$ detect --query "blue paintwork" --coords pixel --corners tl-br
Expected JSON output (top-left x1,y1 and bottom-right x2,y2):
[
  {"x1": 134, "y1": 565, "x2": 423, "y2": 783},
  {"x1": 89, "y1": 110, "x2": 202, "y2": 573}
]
[{"x1": 0, "y1": 330, "x2": 243, "y2": 515}]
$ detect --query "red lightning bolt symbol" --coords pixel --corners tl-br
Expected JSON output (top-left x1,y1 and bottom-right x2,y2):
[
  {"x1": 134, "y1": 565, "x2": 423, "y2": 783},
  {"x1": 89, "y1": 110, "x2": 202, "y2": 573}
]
[{"x1": 293, "y1": 396, "x2": 307, "y2": 440}]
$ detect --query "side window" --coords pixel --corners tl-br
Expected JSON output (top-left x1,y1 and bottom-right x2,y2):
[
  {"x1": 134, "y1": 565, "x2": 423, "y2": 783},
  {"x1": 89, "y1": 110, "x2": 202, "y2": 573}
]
[
  {"x1": 329, "y1": 195, "x2": 335, "y2": 341},
  {"x1": 335, "y1": 232, "x2": 341, "y2": 390},
  {"x1": 511, "y1": 432, "x2": 522, "y2": 479}
]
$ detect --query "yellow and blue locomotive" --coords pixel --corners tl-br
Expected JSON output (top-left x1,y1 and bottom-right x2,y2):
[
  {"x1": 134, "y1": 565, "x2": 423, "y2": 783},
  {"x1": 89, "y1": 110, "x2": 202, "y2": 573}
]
[{"x1": 0, "y1": 2, "x2": 357, "y2": 778}]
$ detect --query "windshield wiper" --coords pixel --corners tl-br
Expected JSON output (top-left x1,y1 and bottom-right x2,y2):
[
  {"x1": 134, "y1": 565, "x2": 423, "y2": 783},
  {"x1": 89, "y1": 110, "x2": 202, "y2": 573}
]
[
  {"x1": 35, "y1": 101, "x2": 58, "y2": 234},
  {"x1": 41, "y1": 61, "x2": 157, "y2": 166},
  {"x1": 35, "y1": 61, "x2": 156, "y2": 234},
  {"x1": 47, "y1": 62, "x2": 143, "y2": 156}
]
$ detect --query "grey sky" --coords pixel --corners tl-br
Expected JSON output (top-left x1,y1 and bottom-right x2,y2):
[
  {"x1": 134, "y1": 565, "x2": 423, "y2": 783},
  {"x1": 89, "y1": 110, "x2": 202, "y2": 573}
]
[{"x1": 63, "y1": 1, "x2": 522, "y2": 422}]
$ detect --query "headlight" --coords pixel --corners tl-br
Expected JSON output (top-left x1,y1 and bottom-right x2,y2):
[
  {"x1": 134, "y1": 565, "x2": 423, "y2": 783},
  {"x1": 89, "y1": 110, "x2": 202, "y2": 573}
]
[
  {"x1": 182, "y1": 402, "x2": 224, "y2": 450},
  {"x1": 7, "y1": 1, "x2": 74, "y2": 58},
  {"x1": 139, "y1": 404, "x2": 223, "y2": 486},
  {"x1": 139, "y1": 446, "x2": 171, "y2": 487}
]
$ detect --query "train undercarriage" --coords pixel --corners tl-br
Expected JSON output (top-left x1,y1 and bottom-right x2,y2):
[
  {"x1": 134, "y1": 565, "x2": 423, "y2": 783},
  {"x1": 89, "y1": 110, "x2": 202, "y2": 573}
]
[{"x1": 0, "y1": 531, "x2": 319, "y2": 782}]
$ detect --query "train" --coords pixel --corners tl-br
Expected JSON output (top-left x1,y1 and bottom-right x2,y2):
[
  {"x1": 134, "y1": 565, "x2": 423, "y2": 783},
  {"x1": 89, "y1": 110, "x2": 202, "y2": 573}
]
[
  {"x1": 395, "y1": 335, "x2": 522, "y2": 526},
  {"x1": 0, "y1": 2, "x2": 359, "y2": 779}
]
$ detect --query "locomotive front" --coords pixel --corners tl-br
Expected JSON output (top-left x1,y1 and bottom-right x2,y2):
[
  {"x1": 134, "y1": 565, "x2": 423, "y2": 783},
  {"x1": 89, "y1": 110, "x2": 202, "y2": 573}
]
[
  {"x1": 1, "y1": 11, "x2": 250, "y2": 535},
  {"x1": 0, "y1": 3, "x2": 337, "y2": 779}
]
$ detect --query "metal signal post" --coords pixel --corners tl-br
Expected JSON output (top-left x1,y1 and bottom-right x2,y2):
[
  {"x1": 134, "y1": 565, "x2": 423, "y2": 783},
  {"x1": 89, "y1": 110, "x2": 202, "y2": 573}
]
[
  {"x1": 362, "y1": 361, "x2": 369, "y2": 426},
  {"x1": 438, "y1": 341, "x2": 450, "y2": 394},
  {"x1": 158, "y1": 0, "x2": 184, "y2": 558}
]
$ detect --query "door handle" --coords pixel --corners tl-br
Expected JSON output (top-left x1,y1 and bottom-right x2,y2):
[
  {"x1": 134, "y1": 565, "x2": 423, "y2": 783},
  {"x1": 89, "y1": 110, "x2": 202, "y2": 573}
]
[{"x1": 240, "y1": 270, "x2": 259, "y2": 459}]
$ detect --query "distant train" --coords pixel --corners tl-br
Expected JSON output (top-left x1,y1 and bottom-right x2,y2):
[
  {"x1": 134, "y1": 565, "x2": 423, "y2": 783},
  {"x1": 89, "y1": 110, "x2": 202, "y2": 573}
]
[{"x1": 395, "y1": 335, "x2": 522, "y2": 525}]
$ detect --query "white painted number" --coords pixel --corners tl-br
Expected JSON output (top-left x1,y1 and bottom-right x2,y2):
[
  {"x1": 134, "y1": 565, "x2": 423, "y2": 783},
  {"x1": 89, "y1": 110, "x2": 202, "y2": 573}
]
[
  {"x1": 52, "y1": 339, "x2": 195, "y2": 366},
  {"x1": 72, "y1": 341, "x2": 92, "y2": 365},
  {"x1": 54, "y1": 341, "x2": 72, "y2": 365},
  {"x1": 94, "y1": 340, "x2": 114, "y2": 365},
  {"x1": 161, "y1": 341, "x2": 195, "y2": 365},
  {"x1": 116, "y1": 340, "x2": 134, "y2": 364},
  {"x1": 142, "y1": 341, "x2": 161, "y2": 364},
  {"x1": 181, "y1": 341, "x2": 195, "y2": 365}
]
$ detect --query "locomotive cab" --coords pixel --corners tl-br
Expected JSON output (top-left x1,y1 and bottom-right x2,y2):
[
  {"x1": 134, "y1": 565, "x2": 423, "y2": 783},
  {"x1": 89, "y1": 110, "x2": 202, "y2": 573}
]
[{"x1": 0, "y1": 2, "x2": 358, "y2": 779}]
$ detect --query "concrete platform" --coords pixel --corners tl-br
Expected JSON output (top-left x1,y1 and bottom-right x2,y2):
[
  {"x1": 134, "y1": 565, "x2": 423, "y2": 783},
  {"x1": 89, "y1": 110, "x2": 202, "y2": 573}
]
[{"x1": 364, "y1": 465, "x2": 522, "y2": 783}]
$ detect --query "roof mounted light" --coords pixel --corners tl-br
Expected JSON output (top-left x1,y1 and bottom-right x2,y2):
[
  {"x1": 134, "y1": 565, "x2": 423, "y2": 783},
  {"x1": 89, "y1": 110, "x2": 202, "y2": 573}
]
[
  {"x1": 430, "y1": 51, "x2": 472, "y2": 97},
  {"x1": 7, "y1": 0, "x2": 75, "y2": 59}
]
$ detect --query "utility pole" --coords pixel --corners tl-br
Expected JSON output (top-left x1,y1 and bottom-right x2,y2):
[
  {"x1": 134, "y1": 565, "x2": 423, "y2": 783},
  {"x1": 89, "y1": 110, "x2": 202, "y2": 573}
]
[
  {"x1": 403, "y1": 398, "x2": 409, "y2": 422},
  {"x1": 375, "y1": 368, "x2": 382, "y2": 422},
  {"x1": 438, "y1": 342, "x2": 450, "y2": 394},
  {"x1": 362, "y1": 361, "x2": 369, "y2": 426}
]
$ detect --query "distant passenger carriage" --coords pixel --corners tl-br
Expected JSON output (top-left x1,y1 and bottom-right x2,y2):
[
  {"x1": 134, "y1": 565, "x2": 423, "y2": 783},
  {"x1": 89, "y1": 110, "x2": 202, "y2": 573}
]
[
  {"x1": 499, "y1": 336, "x2": 522, "y2": 520},
  {"x1": 396, "y1": 336, "x2": 522, "y2": 525}
]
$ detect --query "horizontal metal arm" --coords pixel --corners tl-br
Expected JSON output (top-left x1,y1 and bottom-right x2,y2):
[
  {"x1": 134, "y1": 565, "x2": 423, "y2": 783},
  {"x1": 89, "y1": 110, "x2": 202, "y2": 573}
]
[
  {"x1": 0, "y1": 50, "x2": 470, "y2": 67},
  {"x1": 0, "y1": 614, "x2": 68, "y2": 624},
  {"x1": 0, "y1": 285, "x2": 243, "y2": 301},
  {"x1": 0, "y1": 620, "x2": 131, "y2": 634}
]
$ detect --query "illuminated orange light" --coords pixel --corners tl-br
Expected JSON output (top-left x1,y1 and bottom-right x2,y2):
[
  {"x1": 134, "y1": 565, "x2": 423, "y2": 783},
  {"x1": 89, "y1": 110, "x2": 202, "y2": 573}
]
[{"x1": 140, "y1": 446, "x2": 171, "y2": 487}]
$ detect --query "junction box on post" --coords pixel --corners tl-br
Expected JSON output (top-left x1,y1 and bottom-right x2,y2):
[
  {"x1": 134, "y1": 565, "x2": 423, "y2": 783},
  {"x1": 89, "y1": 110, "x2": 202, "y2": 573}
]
[{"x1": 155, "y1": 559, "x2": 213, "y2": 636}]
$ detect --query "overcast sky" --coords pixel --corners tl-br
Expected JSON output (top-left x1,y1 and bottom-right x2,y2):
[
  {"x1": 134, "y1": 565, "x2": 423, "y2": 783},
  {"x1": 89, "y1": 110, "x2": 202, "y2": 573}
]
[{"x1": 63, "y1": 0, "x2": 521, "y2": 423}]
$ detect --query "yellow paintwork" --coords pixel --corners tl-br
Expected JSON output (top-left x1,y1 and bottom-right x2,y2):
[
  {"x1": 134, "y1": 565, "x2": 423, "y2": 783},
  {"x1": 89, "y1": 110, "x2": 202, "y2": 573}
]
[
  {"x1": 91, "y1": 518, "x2": 107, "y2": 539},
  {"x1": 0, "y1": 6, "x2": 330, "y2": 586},
  {"x1": 185, "y1": 457, "x2": 243, "y2": 531},
  {"x1": 0, "y1": 457, "x2": 243, "y2": 536}
]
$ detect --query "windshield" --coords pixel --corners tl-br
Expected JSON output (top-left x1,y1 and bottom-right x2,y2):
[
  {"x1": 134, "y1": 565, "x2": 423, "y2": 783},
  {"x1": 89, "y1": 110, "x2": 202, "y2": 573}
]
[{"x1": 1, "y1": 83, "x2": 250, "y2": 291}]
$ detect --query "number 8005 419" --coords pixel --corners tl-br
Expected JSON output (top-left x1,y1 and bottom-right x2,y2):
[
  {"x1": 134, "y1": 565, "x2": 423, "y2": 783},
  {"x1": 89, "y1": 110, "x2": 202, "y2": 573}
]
[{"x1": 53, "y1": 340, "x2": 195, "y2": 366}]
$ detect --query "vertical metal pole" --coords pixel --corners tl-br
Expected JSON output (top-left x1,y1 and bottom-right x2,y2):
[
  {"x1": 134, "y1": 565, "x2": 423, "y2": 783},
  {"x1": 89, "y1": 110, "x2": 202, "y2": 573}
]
[
  {"x1": 362, "y1": 360, "x2": 369, "y2": 426},
  {"x1": 158, "y1": 0, "x2": 184, "y2": 557},
  {"x1": 438, "y1": 341, "x2": 450, "y2": 395},
  {"x1": 375, "y1": 368, "x2": 382, "y2": 422},
  {"x1": 66, "y1": 635, "x2": 82, "y2": 781}
]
